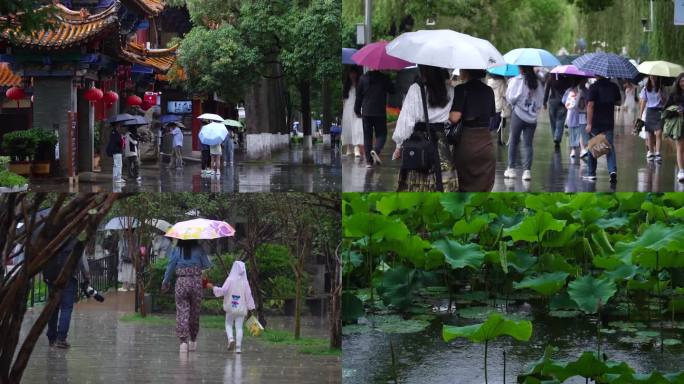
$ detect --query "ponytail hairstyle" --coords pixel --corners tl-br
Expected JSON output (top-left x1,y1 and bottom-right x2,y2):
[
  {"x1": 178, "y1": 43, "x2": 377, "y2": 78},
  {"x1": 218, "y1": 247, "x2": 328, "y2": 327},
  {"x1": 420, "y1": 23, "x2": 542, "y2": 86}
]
[{"x1": 520, "y1": 66, "x2": 539, "y2": 91}]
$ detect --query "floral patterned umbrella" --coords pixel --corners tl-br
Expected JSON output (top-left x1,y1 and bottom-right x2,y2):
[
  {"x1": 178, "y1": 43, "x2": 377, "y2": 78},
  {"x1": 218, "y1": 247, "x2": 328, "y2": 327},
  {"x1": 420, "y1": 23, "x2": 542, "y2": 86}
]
[{"x1": 165, "y1": 219, "x2": 235, "y2": 240}]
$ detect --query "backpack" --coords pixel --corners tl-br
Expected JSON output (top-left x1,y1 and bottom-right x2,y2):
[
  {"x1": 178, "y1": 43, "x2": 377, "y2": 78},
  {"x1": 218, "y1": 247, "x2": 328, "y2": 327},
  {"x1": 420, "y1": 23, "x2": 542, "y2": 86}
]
[
  {"x1": 42, "y1": 237, "x2": 77, "y2": 282},
  {"x1": 225, "y1": 282, "x2": 248, "y2": 316}
]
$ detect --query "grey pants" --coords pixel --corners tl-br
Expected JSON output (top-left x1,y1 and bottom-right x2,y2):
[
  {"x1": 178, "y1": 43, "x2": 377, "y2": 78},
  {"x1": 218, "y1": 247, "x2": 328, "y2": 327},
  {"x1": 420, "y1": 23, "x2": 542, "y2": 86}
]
[{"x1": 508, "y1": 112, "x2": 537, "y2": 171}]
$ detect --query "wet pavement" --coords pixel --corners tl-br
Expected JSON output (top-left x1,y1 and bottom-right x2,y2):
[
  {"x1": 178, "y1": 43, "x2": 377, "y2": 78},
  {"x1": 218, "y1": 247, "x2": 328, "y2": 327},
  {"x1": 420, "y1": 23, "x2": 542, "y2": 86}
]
[
  {"x1": 19, "y1": 291, "x2": 341, "y2": 384},
  {"x1": 27, "y1": 144, "x2": 341, "y2": 193},
  {"x1": 342, "y1": 120, "x2": 684, "y2": 192}
]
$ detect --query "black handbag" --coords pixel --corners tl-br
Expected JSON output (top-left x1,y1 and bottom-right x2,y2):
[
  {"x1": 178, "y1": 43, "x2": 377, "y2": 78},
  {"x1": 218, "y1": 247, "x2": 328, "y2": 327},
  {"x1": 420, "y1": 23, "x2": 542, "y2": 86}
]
[
  {"x1": 445, "y1": 86, "x2": 467, "y2": 145},
  {"x1": 400, "y1": 83, "x2": 444, "y2": 191}
]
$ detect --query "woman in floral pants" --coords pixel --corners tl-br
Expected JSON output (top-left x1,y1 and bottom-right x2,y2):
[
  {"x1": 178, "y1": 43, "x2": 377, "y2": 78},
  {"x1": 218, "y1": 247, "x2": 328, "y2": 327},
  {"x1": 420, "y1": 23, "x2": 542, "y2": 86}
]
[{"x1": 162, "y1": 240, "x2": 212, "y2": 353}]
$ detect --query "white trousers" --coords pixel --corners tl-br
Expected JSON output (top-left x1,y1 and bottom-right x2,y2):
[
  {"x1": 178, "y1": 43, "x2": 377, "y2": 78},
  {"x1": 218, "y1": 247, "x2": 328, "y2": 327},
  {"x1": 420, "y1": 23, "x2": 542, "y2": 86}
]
[
  {"x1": 225, "y1": 314, "x2": 245, "y2": 347},
  {"x1": 113, "y1": 154, "x2": 123, "y2": 181}
]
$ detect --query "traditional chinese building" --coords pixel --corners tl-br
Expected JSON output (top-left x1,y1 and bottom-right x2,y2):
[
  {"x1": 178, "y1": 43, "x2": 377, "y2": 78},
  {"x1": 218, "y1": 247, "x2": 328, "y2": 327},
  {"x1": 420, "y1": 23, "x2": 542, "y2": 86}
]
[{"x1": 0, "y1": 0, "x2": 185, "y2": 176}]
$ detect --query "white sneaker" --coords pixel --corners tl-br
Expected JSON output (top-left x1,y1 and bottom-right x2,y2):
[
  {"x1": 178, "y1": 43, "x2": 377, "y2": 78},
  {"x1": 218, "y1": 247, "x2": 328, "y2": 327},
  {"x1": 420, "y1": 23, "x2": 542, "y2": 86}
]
[
  {"x1": 678, "y1": 170, "x2": 684, "y2": 182},
  {"x1": 522, "y1": 170, "x2": 532, "y2": 181},
  {"x1": 235, "y1": 346, "x2": 241, "y2": 354},
  {"x1": 179, "y1": 342, "x2": 188, "y2": 353},
  {"x1": 647, "y1": 151, "x2": 655, "y2": 161},
  {"x1": 227, "y1": 338, "x2": 235, "y2": 351},
  {"x1": 655, "y1": 153, "x2": 663, "y2": 163},
  {"x1": 114, "y1": 178, "x2": 126, "y2": 184},
  {"x1": 189, "y1": 341, "x2": 196, "y2": 351},
  {"x1": 580, "y1": 149, "x2": 589, "y2": 158},
  {"x1": 215, "y1": 170, "x2": 221, "y2": 176},
  {"x1": 503, "y1": 168, "x2": 517, "y2": 178},
  {"x1": 370, "y1": 150, "x2": 382, "y2": 165}
]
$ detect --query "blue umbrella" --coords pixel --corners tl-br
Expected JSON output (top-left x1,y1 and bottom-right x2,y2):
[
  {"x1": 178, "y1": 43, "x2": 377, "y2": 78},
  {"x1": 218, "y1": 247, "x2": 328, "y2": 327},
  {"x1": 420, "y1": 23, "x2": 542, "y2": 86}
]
[
  {"x1": 572, "y1": 52, "x2": 639, "y2": 79},
  {"x1": 504, "y1": 48, "x2": 560, "y2": 67},
  {"x1": 487, "y1": 64, "x2": 519, "y2": 77},
  {"x1": 342, "y1": 48, "x2": 358, "y2": 65},
  {"x1": 199, "y1": 122, "x2": 229, "y2": 146}
]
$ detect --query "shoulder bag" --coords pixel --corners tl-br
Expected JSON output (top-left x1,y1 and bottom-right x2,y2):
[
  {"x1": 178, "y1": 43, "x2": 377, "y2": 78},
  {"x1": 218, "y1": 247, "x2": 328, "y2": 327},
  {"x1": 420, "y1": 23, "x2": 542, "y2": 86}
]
[
  {"x1": 400, "y1": 83, "x2": 444, "y2": 191},
  {"x1": 445, "y1": 86, "x2": 467, "y2": 146}
]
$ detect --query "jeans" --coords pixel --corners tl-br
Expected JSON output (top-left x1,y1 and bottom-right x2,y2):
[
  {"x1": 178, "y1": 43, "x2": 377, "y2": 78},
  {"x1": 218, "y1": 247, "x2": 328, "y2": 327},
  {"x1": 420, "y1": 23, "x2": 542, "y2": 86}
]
[
  {"x1": 112, "y1": 154, "x2": 123, "y2": 181},
  {"x1": 46, "y1": 278, "x2": 76, "y2": 342},
  {"x1": 548, "y1": 98, "x2": 567, "y2": 143},
  {"x1": 508, "y1": 112, "x2": 537, "y2": 170},
  {"x1": 223, "y1": 137, "x2": 234, "y2": 164},
  {"x1": 587, "y1": 129, "x2": 617, "y2": 176},
  {"x1": 362, "y1": 116, "x2": 387, "y2": 164}
]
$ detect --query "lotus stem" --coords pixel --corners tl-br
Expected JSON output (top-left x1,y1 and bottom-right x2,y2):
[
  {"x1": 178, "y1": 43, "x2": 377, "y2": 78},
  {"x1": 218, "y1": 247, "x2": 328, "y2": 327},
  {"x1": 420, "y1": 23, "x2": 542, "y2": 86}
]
[
  {"x1": 484, "y1": 339, "x2": 489, "y2": 384},
  {"x1": 503, "y1": 349, "x2": 506, "y2": 384}
]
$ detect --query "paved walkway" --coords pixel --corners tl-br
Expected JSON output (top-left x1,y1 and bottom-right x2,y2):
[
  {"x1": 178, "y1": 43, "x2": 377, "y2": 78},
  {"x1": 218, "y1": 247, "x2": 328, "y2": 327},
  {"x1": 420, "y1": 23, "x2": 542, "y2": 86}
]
[
  {"x1": 19, "y1": 291, "x2": 340, "y2": 384},
  {"x1": 342, "y1": 120, "x2": 684, "y2": 192},
  {"x1": 28, "y1": 145, "x2": 341, "y2": 193}
]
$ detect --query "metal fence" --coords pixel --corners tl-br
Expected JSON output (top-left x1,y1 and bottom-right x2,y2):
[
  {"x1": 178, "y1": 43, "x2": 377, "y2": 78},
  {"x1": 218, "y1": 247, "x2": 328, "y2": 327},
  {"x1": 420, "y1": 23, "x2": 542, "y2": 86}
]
[{"x1": 26, "y1": 254, "x2": 118, "y2": 308}]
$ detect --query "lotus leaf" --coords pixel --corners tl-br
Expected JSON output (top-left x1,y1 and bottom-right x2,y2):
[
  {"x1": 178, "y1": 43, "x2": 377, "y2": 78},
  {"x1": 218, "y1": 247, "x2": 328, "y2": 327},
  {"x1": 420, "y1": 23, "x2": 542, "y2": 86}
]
[
  {"x1": 513, "y1": 272, "x2": 569, "y2": 296},
  {"x1": 442, "y1": 312, "x2": 532, "y2": 343},
  {"x1": 504, "y1": 211, "x2": 566, "y2": 243},
  {"x1": 432, "y1": 239, "x2": 485, "y2": 270},
  {"x1": 568, "y1": 275, "x2": 617, "y2": 314}
]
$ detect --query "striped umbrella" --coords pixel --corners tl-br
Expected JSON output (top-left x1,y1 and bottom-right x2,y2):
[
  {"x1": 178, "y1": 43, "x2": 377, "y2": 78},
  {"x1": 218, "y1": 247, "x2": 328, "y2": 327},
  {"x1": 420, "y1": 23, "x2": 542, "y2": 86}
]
[{"x1": 573, "y1": 53, "x2": 639, "y2": 79}]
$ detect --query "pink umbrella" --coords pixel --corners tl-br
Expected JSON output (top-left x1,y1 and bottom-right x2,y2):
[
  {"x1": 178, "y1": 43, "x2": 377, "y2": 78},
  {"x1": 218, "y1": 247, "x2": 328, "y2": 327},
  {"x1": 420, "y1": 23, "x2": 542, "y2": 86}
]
[
  {"x1": 351, "y1": 40, "x2": 412, "y2": 70},
  {"x1": 165, "y1": 219, "x2": 235, "y2": 240},
  {"x1": 550, "y1": 64, "x2": 594, "y2": 77}
]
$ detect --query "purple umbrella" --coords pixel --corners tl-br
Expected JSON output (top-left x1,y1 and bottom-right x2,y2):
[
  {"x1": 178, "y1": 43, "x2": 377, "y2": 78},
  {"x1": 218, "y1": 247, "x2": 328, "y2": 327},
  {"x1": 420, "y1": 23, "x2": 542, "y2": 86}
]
[
  {"x1": 351, "y1": 40, "x2": 412, "y2": 70},
  {"x1": 550, "y1": 65, "x2": 594, "y2": 77}
]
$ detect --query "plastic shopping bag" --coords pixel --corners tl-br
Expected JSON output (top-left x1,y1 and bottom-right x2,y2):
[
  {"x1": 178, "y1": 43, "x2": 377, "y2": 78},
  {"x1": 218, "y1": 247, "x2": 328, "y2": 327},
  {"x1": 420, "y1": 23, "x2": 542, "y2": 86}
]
[
  {"x1": 245, "y1": 315, "x2": 264, "y2": 337},
  {"x1": 587, "y1": 133, "x2": 612, "y2": 159}
]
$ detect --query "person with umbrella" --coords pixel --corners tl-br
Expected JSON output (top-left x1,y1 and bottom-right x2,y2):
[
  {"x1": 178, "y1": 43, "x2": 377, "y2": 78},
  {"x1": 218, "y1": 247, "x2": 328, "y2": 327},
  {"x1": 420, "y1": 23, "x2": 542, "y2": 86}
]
[
  {"x1": 664, "y1": 73, "x2": 684, "y2": 182},
  {"x1": 197, "y1": 114, "x2": 224, "y2": 177},
  {"x1": 106, "y1": 114, "x2": 135, "y2": 184},
  {"x1": 352, "y1": 41, "x2": 403, "y2": 168},
  {"x1": 122, "y1": 116, "x2": 148, "y2": 182},
  {"x1": 342, "y1": 65, "x2": 365, "y2": 159},
  {"x1": 638, "y1": 75, "x2": 667, "y2": 163},
  {"x1": 166, "y1": 121, "x2": 185, "y2": 169},
  {"x1": 222, "y1": 119, "x2": 242, "y2": 167},
  {"x1": 544, "y1": 73, "x2": 572, "y2": 148},
  {"x1": 199, "y1": 121, "x2": 229, "y2": 177},
  {"x1": 162, "y1": 219, "x2": 234, "y2": 353}
]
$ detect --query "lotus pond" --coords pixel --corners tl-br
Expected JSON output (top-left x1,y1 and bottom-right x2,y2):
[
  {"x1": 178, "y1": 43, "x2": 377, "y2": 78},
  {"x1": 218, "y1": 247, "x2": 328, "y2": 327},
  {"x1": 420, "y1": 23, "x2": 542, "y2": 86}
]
[{"x1": 342, "y1": 193, "x2": 684, "y2": 384}]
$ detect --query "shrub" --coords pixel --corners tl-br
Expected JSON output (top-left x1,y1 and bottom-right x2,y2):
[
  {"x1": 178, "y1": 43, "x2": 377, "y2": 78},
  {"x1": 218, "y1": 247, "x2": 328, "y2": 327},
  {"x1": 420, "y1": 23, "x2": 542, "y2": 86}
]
[
  {"x1": 0, "y1": 170, "x2": 27, "y2": 187},
  {"x1": 32, "y1": 128, "x2": 58, "y2": 162},
  {"x1": 1, "y1": 130, "x2": 38, "y2": 161}
]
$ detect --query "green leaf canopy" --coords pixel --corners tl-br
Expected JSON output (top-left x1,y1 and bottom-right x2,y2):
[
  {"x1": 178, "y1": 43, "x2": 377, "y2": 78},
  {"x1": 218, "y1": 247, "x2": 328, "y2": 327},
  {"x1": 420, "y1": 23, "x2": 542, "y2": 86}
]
[
  {"x1": 432, "y1": 239, "x2": 485, "y2": 270},
  {"x1": 568, "y1": 275, "x2": 617, "y2": 314},
  {"x1": 513, "y1": 272, "x2": 570, "y2": 296},
  {"x1": 504, "y1": 212, "x2": 566, "y2": 243}
]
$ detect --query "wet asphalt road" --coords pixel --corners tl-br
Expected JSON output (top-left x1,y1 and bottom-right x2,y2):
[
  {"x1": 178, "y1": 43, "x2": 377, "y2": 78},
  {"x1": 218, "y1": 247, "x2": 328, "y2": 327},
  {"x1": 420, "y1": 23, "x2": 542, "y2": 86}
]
[
  {"x1": 342, "y1": 119, "x2": 684, "y2": 193},
  {"x1": 27, "y1": 145, "x2": 341, "y2": 193}
]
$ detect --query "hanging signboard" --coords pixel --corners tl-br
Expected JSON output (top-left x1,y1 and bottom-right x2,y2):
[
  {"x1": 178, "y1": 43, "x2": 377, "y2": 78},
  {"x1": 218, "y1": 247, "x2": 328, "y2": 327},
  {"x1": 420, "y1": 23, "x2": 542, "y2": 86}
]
[{"x1": 676, "y1": 0, "x2": 684, "y2": 26}]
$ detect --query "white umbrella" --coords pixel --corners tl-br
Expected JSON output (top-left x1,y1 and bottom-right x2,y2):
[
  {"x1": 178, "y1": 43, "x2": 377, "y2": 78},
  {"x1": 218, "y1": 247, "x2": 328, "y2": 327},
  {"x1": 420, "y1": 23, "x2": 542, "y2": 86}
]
[
  {"x1": 385, "y1": 29, "x2": 505, "y2": 70},
  {"x1": 147, "y1": 219, "x2": 172, "y2": 232},
  {"x1": 104, "y1": 217, "x2": 140, "y2": 231},
  {"x1": 197, "y1": 113, "x2": 225, "y2": 122}
]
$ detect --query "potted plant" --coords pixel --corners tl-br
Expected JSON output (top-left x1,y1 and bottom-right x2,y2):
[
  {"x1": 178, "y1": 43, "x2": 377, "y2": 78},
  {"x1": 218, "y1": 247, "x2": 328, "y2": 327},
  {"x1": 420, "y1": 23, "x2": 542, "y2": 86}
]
[
  {"x1": 31, "y1": 128, "x2": 58, "y2": 176},
  {"x1": 1, "y1": 130, "x2": 37, "y2": 176}
]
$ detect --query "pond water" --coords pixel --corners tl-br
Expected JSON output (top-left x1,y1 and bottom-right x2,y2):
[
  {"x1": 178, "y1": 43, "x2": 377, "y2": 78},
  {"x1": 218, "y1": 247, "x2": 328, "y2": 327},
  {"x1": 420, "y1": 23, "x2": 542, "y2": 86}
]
[{"x1": 343, "y1": 305, "x2": 684, "y2": 384}]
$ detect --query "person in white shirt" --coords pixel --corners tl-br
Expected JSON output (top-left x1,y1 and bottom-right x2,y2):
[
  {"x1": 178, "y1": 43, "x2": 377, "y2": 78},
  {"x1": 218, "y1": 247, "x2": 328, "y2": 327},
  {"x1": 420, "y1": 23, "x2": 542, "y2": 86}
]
[
  {"x1": 504, "y1": 66, "x2": 545, "y2": 181},
  {"x1": 341, "y1": 66, "x2": 365, "y2": 159},
  {"x1": 167, "y1": 122, "x2": 184, "y2": 169},
  {"x1": 639, "y1": 75, "x2": 667, "y2": 163},
  {"x1": 392, "y1": 65, "x2": 457, "y2": 191}
]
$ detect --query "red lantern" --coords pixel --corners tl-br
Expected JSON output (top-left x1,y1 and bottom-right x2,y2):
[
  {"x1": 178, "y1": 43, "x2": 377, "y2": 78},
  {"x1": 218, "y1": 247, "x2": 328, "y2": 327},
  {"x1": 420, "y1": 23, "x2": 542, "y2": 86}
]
[
  {"x1": 6, "y1": 86, "x2": 25, "y2": 108},
  {"x1": 126, "y1": 95, "x2": 142, "y2": 107},
  {"x1": 84, "y1": 87, "x2": 104, "y2": 104},
  {"x1": 140, "y1": 99, "x2": 152, "y2": 111},
  {"x1": 103, "y1": 91, "x2": 119, "y2": 107}
]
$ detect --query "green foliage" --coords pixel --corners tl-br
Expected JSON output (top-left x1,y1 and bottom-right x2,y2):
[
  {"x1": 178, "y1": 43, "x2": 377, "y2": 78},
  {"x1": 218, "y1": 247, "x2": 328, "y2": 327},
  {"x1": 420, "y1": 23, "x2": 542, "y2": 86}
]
[
  {"x1": 442, "y1": 312, "x2": 533, "y2": 343},
  {"x1": 0, "y1": 1, "x2": 55, "y2": 42},
  {"x1": 1, "y1": 130, "x2": 38, "y2": 161},
  {"x1": 513, "y1": 272, "x2": 569, "y2": 297},
  {"x1": 568, "y1": 275, "x2": 617, "y2": 314},
  {"x1": 0, "y1": 170, "x2": 27, "y2": 187}
]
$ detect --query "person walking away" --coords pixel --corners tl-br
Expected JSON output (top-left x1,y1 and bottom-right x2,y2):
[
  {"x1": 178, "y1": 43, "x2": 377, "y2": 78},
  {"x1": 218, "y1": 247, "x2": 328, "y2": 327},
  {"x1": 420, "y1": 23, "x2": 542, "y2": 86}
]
[
  {"x1": 391, "y1": 65, "x2": 457, "y2": 191},
  {"x1": 117, "y1": 231, "x2": 136, "y2": 291},
  {"x1": 123, "y1": 124, "x2": 141, "y2": 182},
  {"x1": 487, "y1": 74, "x2": 511, "y2": 145},
  {"x1": 162, "y1": 239, "x2": 212, "y2": 353},
  {"x1": 42, "y1": 236, "x2": 91, "y2": 349},
  {"x1": 584, "y1": 75, "x2": 622, "y2": 182},
  {"x1": 342, "y1": 66, "x2": 365, "y2": 159},
  {"x1": 106, "y1": 122, "x2": 126, "y2": 184},
  {"x1": 562, "y1": 78, "x2": 589, "y2": 159},
  {"x1": 223, "y1": 126, "x2": 235, "y2": 167},
  {"x1": 505, "y1": 66, "x2": 545, "y2": 181},
  {"x1": 544, "y1": 73, "x2": 571, "y2": 148},
  {"x1": 169, "y1": 122, "x2": 184, "y2": 169},
  {"x1": 198, "y1": 119, "x2": 213, "y2": 176},
  {"x1": 622, "y1": 81, "x2": 639, "y2": 127},
  {"x1": 450, "y1": 69, "x2": 497, "y2": 191},
  {"x1": 664, "y1": 73, "x2": 684, "y2": 182},
  {"x1": 639, "y1": 75, "x2": 667, "y2": 163},
  {"x1": 208, "y1": 260, "x2": 255, "y2": 353},
  {"x1": 354, "y1": 70, "x2": 395, "y2": 168}
]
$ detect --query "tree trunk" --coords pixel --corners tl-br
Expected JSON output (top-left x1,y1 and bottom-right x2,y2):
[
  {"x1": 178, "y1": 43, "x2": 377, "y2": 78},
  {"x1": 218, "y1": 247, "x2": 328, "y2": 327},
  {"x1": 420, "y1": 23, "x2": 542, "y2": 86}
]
[
  {"x1": 294, "y1": 268, "x2": 302, "y2": 340},
  {"x1": 321, "y1": 79, "x2": 332, "y2": 134},
  {"x1": 329, "y1": 242, "x2": 342, "y2": 349},
  {"x1": 299, "y1": 79, "x2": 312, "y2": 137}
]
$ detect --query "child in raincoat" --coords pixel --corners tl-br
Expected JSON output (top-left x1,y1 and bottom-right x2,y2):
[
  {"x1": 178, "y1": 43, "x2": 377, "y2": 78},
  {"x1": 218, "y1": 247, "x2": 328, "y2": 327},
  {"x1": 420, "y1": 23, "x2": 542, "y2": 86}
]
[{"x1": 208, "y1": 261, "x2": 255, "y2": 353}]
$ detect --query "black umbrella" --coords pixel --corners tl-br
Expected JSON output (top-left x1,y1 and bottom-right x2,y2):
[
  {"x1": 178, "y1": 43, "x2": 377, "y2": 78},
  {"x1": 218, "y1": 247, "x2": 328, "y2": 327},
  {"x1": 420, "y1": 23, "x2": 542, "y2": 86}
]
[
  {"x1": 107, "y1": 114, "x2": 136, "y2": 124},
  {"x1": 122, "y1": 115, "x2": 149, "y2": 126}
]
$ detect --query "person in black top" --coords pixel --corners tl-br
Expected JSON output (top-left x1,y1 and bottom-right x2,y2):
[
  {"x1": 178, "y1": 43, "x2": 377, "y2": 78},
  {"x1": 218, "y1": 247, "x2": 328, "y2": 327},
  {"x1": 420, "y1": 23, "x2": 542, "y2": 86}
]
[
  {"x1": 544, "y1": 73, "x2": 572, "y2": 148},
  {"x1": 585, "y1": 76, "x2": 622, "y2": 182},
  {"x1": 354, "y1": 70, "x2": 395, "y2": 168},
  {"x1": 665, "y1": 73, "x2": 684, "y2": 182},
  {"x1": 449, "y1": 69, "x2": 496, "y2": 191}
]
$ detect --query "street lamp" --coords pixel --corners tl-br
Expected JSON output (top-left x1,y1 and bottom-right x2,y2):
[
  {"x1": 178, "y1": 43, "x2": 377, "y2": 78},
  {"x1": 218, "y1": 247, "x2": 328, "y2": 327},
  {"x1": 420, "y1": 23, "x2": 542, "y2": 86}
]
[{"x1": 356, "y1": 23, "x2": 366, "y2": 45}]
